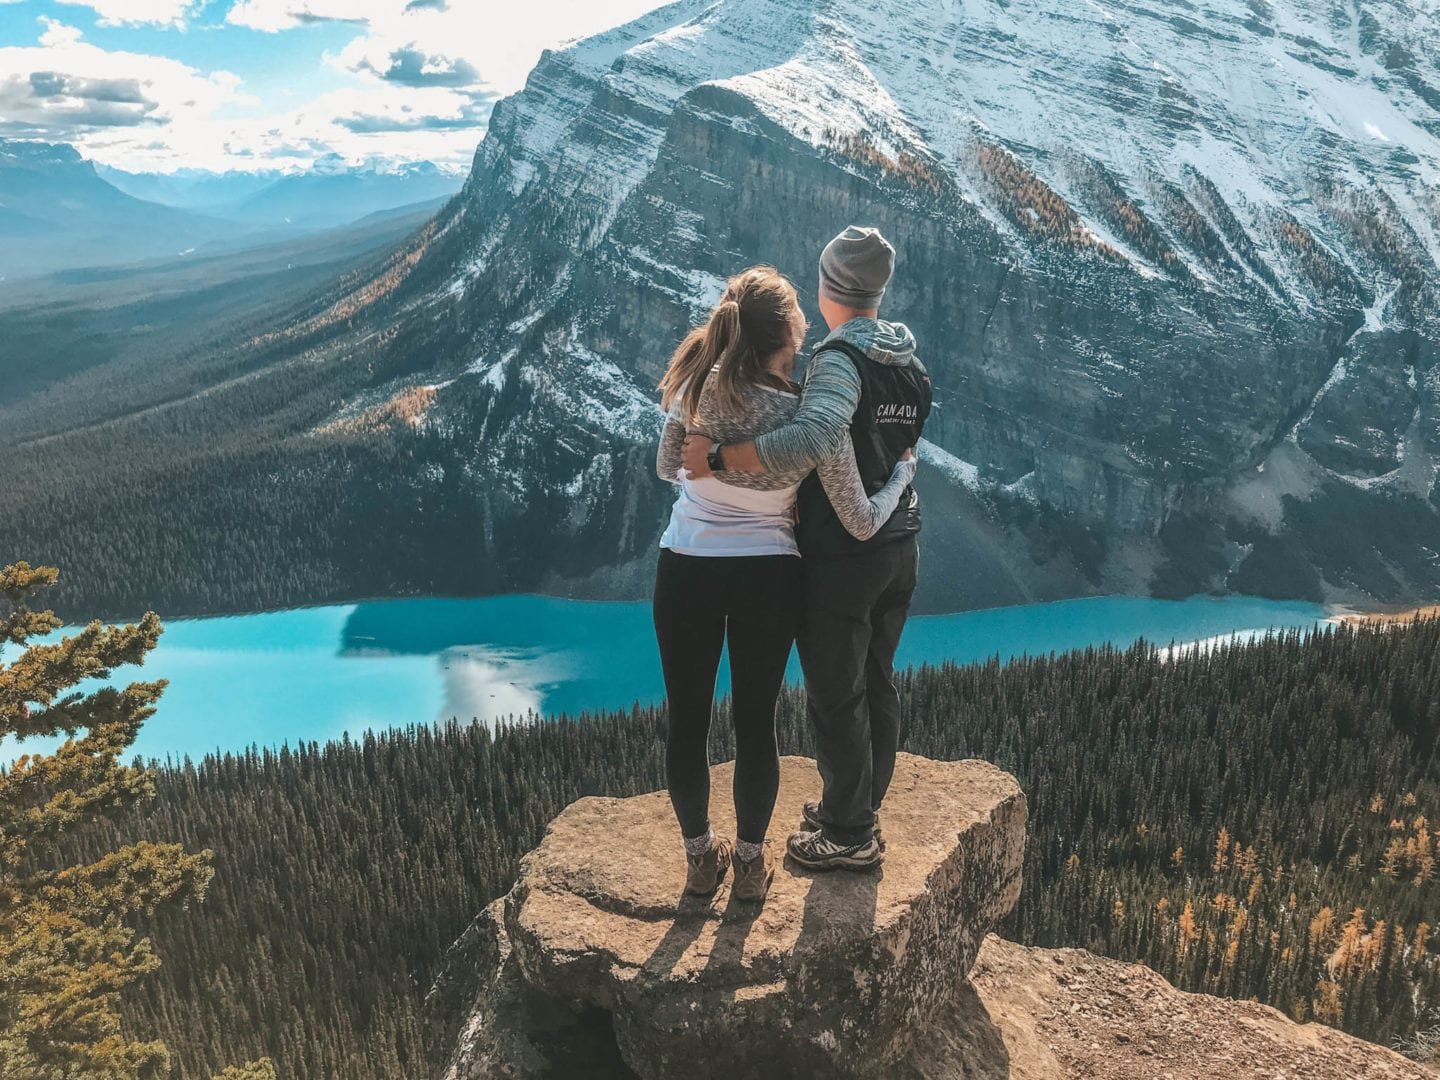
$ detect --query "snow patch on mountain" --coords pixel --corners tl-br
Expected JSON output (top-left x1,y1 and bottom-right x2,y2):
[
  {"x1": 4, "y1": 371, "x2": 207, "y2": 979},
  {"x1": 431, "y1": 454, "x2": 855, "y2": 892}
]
[
  {"x1": 521, "y1": 335, "x2": 663, "y2": 444},
  {"x1": 614, "y1": 244, "x2": 726, "y2": 311},
  {"x1": 1364, "y1": 283, "x2": 1398, "y2": 333},
  {"x1": 467, "y1": 351, "x2": 517, "y2": 391},
  {"x1": 919, "y1": 437, "x2": 982, "y2": 493}
]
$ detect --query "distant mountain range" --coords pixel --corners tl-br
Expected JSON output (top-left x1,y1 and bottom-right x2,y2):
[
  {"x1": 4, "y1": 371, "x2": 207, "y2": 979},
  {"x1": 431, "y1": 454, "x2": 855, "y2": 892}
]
[
  {"x1": 0, "y1": 141, "x2": 239, "y2": 278},
  {"x1": 0, "y1": 140, "x2": 463, "y2": 278},
  {"x1": 98, "y1": 157, "x2": 464, "y2": 229},
  {"x1": 93, "y1": 166, "x2": 287, "y2": 213}
]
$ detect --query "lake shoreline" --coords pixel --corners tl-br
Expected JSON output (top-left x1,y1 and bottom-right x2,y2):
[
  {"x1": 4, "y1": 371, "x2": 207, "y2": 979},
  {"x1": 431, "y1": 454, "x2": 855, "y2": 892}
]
[
  {"x1": 58, "y1": 587, "x2": 1382, "y2": 630},
  {"x1": 7, "y1": 594, "x2": 1333, "y2": 764},
  {"x1": 1327, "y1": 604, "x2": 1440, "y2": 625}
]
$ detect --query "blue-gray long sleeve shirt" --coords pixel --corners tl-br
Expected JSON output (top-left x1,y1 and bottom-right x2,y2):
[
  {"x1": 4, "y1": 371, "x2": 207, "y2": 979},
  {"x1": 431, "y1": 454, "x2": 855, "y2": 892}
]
[{"x1": 754, "y1": 317, "x2": 920, "y2": 473}]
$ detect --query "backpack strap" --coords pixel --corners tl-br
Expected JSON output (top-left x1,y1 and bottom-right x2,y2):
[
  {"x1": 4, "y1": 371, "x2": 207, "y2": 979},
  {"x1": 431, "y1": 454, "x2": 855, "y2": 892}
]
[{"x1": 811, "y1": 338, "x2": 870, "y2": 370}]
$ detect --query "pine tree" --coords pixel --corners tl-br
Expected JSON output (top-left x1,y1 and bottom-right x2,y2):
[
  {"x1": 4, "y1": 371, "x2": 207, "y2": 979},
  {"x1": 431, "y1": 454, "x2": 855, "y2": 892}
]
[{"x1": 0, "y1": 562, "x2": 273, "y2": 1080}]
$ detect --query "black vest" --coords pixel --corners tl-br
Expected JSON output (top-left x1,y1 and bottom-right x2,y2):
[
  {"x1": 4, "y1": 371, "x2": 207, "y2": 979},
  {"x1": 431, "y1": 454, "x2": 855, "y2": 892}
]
[{"x1": 795, "y1": 339, "x2": 933, "y2": 557}]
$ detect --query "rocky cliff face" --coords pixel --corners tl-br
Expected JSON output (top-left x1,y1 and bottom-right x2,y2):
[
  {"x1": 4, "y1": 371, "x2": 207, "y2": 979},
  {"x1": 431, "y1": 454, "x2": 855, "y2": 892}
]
[
  {"x1": 273, "y1": 0, "x2": 1440, "y2": 609},
  {"x1": 430, "y1": 755, "x2": 1435, "y2": 1079},
  {"x1": 331, "y1": 0, "x2": 1434, "y2": 610}
]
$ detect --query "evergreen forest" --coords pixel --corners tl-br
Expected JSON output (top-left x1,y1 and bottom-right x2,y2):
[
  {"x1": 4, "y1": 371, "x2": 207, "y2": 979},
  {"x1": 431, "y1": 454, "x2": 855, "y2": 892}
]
[{"x1": 41, "y1": 616, "x2": 1440, "y2": 1077}]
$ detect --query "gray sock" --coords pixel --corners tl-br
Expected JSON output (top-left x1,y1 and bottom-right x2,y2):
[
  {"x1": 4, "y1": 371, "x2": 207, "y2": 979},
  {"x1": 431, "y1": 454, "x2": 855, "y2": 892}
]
[
  {"x1": 683, "y1": 829, "x2": 714, "y2": 857},
  {"x1": 736, "y1": 838, "x2": 764, "y2": 863}
]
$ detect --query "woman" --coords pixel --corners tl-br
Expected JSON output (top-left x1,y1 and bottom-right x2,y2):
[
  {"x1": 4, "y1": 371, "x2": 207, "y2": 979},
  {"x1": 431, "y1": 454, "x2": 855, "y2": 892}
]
[{"x1": 655, "y1": 265, "x2": 916, "y2": 903}]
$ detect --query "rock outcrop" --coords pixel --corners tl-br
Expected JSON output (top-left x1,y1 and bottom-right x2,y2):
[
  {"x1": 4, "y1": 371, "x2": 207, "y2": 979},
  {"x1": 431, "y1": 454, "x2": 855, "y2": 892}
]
[
  {"x1": 950, "y1": 936, "x2": 1435, "y2": 1080},
  {"x1": 437, "y1": 754, "x2": 1437, "y2": 1080},
  {"x1": 444, "y1": 753, "x2": 1026, "y2": 1078}
]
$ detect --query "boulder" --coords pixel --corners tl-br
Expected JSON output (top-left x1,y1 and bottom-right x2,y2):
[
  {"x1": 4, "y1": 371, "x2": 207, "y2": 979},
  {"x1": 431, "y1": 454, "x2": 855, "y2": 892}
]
[
  {"x1": 440, "y1": 753, "x2": 1435, "y2": 1079},
  {"x1": 943, "y1": 935, "x2": 1437, "y2": 1080},
  {"x1": 448, "y1": 753, "x2": 1027, "y2": 1078}
]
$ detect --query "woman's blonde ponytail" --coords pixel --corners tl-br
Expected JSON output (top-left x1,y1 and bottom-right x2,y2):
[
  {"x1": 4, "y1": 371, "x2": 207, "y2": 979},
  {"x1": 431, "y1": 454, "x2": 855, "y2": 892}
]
[
  {"x1": 708, "y1": 300, "x2": 741, "y2": 352},
  {"x1": 659, "y1": 268, "x2": 799, "y2": 426}
]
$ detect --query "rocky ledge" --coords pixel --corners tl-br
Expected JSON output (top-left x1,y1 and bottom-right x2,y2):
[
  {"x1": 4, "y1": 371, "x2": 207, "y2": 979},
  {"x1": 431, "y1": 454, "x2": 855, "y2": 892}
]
[
  {"x1": 954, "y1": 937, "x2": 1435, "y2": 1080},
  {"x1": 442, "y1": 753, "x2": 1025, "y2": 1077},
  {"x1": 435, "y1": 754, "x2": 1433, "y2": 1079}
]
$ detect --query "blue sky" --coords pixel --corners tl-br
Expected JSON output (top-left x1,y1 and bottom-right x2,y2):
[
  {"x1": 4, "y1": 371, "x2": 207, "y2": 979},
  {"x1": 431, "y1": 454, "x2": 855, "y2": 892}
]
[{"x1": 0, "y1": 0, "x2": 669, "y2": 172}]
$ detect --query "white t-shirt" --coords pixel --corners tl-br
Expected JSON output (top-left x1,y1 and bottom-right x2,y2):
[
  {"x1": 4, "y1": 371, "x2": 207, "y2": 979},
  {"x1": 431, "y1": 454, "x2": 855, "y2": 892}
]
[{"x1": 659, "y1": 471, "x2": 802, "y2": 557}]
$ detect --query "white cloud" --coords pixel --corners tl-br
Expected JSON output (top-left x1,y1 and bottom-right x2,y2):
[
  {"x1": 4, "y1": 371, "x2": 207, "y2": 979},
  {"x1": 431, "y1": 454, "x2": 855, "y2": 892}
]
[
  {"x1": 226, "y1": 0, "x2": 394, "y2": 32},
  {"x1": 224, "y1": 82, "x2": 492, "y2": 166},
  {"x1": 2, "y1": 1, "x2": 672, "y2": 172},
  {"x1": 236, "y1": 1, "x2": 671, "y2": 94},
  {"x1": 55, "y1": 0, "x2": 198, "y2": 28},
  {"x1": 38, "y1": 18, "x2": 83, "y2": 46},
  {"x1": 0, "y1": 20, "x2": 246, "y2": 148},
  {"x1": 219, "y1": 0, "x2": 672, "y2": 170}
]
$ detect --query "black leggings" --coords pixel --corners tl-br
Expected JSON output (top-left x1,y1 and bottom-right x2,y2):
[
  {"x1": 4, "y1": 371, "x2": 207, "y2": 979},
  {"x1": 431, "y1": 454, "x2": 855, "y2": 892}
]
[{"x1": 653, "y1": 549, "x2": 801, "y2": 845}]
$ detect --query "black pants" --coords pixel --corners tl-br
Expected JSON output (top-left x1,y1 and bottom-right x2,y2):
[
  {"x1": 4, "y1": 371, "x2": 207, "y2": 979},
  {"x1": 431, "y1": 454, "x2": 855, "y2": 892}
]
[
  {"x1": 653, "y1": 549, "x2": 801, "y2": 845},
  {"x1": 797, "y1": 536, "x2": 918, "y2": 845}
]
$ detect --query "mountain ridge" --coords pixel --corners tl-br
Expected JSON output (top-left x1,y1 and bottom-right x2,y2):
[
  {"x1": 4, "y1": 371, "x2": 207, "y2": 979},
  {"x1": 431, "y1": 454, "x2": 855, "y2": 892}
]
[
  {"x1": 0, "y1": 138, "x2": 239, "y2": 276},
  {"x1": 1, "y1": 0, "x2": 1438, "y2": 617},
  {"x1": 395, "y1": 0, "x2": 1440, "y2": 608}
]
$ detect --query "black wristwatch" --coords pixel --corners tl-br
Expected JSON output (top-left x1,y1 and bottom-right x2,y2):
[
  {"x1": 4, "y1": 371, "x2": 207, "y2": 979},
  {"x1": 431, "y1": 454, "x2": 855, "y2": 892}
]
[{"x1": 706, "y1": 444, "x2": 726, "y2": 472}]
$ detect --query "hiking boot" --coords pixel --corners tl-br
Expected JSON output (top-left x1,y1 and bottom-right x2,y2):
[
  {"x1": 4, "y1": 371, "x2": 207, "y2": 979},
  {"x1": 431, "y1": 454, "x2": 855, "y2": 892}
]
[
  {"x1": 685, "y1": 837, "x2": 733, "y2": 897},
  {"x1": 786, "y1": 828, "x2": 882, "y2": 871},
  {"x1": 731, "y1": 843, "x2": 774, "y2": 903},
  {"x1": 801, "y1": 800, "x2": 884, "y2": 850}
]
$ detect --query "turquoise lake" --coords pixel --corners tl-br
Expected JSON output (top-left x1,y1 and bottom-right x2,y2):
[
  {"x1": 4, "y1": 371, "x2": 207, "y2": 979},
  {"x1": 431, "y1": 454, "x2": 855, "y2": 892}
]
[{"x1": 4, "y1": 594, "x2": 1328, "y2": 763}]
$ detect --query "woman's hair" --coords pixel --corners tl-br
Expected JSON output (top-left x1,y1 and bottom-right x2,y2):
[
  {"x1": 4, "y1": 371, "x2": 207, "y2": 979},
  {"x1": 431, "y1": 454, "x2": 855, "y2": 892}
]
[{"x1": 658, "y1": 265, "x2": 801, "y2": 424}]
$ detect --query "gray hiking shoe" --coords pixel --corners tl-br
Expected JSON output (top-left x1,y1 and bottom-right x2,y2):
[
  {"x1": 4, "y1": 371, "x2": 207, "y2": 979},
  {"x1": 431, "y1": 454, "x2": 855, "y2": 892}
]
[
  {"x1": 731, "y1": 843, "x2": 774, "y2": 903},
  {"x1": 685, "y1": 837, "x2": 733, "y2": 897},
  {"x1": 786, "y1": 828, "x2": 882, "y2": 871},
  {"x1": 801, "y1": 801, "x2": 884, "y2": 850}
]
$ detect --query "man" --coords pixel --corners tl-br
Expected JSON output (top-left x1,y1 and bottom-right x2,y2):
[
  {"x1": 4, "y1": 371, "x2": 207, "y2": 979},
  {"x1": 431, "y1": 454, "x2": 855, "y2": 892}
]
[{"x1": 682, "y1": 225, "x2": 931, "y2": 871}]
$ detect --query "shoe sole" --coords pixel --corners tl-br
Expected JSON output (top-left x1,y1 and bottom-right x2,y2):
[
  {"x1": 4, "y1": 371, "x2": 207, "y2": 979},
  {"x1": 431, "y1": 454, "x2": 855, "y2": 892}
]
[
  {"x1": 801, "y1": 811, "x2": 884, "y2": 850},
  {"x1": 785, "y1": 845, "x2": 882, "y2": 871}
]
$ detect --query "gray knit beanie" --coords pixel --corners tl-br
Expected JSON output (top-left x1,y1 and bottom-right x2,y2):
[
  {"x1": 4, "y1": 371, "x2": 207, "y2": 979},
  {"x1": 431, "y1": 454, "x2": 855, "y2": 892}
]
[{"x1": 818, "y1": 225, "x2": 895, "y2": 309}]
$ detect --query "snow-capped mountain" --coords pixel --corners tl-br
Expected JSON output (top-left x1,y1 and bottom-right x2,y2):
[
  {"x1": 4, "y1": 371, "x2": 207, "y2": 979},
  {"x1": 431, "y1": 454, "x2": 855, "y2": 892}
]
[
  {"x1": 327, "y1": 0, "x2": 1435, "y2": 607},
  {"x1": 11, "y1": 0, "x2": 1436, "y2": 613},
  {"x1": 95, "y1": 165, "x2": 288, "y2": 213},
  {"x1": 99, "y1": 158, "x2": 465, "y2": 228},
  {"x1": 226, "y1": 159, "x2": 464, "y2": 228}
]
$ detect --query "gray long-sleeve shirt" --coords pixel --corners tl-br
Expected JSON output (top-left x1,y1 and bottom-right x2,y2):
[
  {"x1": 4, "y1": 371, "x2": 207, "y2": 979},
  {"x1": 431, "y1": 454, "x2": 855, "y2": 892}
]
[{"x1": 754, "y1": 317, "x2": 920, "y2": 474}]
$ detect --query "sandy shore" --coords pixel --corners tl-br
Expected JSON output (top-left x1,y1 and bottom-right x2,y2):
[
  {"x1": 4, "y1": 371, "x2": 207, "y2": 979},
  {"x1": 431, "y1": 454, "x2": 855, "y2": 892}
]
[{"x1": 1329, "y1": 605, "x2": 1440, "y2": 625}]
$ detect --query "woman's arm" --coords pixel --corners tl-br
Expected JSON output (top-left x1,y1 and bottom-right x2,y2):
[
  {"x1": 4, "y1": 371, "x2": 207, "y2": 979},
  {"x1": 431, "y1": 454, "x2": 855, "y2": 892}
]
[
  {"x1": 691, "y1": 353, "x2": 860, "y2": 477},
  {"x1": 817, "y1": 443, "x2": 917, "y2": 540},
  {"x1": 656, "y1": 409, "x2": 687, "y2": 484}
]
